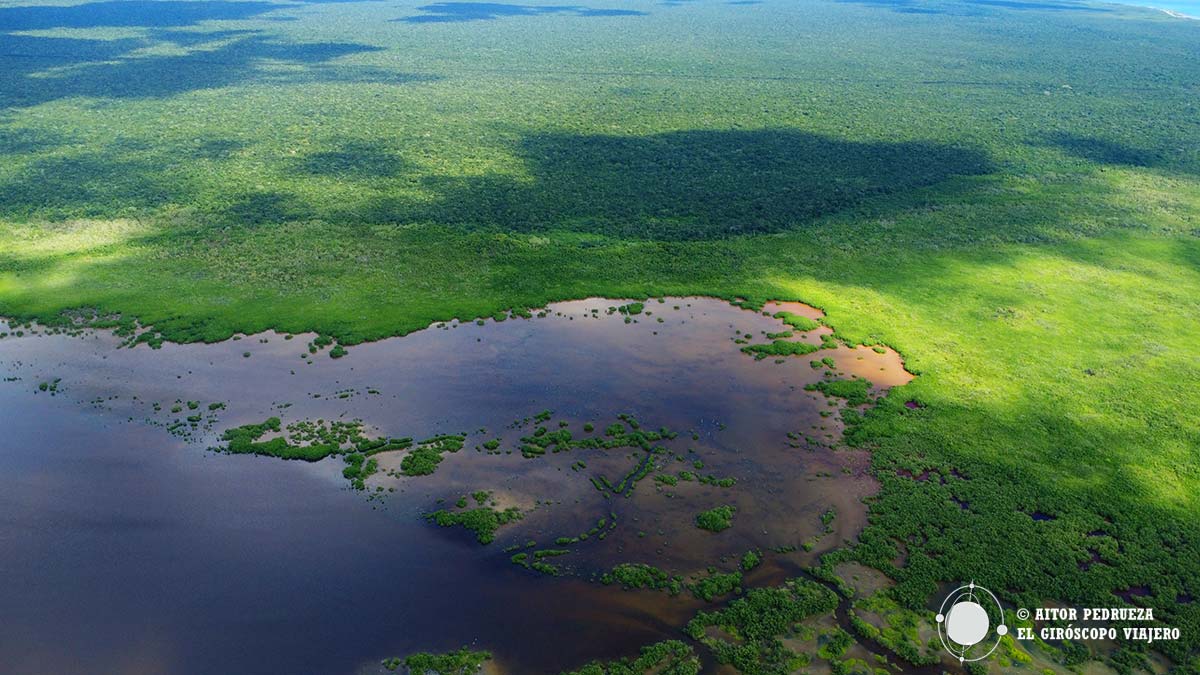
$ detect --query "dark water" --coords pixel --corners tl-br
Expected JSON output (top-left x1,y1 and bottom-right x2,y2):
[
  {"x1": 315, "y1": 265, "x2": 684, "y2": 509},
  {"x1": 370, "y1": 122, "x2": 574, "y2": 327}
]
[{"x1": 0, "y1": 298, "x2": 911, "y2": 675}]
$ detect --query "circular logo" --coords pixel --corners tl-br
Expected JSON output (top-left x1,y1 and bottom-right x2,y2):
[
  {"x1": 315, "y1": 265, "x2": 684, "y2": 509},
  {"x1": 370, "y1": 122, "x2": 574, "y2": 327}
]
[{"x1": 936, "y1": 582, "x2": 1007, "y2": 663}]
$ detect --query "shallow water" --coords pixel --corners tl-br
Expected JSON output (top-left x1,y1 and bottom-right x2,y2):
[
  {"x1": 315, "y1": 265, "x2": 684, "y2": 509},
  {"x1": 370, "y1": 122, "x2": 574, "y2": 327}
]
[{"x1": 0, "y1": 297, "x2": 911, "y2": 675}]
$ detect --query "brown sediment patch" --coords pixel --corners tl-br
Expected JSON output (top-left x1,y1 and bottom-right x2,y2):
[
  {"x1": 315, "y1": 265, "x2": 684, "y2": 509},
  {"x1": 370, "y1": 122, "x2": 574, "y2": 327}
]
[
  {"x1": 832, "y1": 561, "x2": 894, "y2": 598},
  {"x1": 835, "y1": 343, "x2": 912, "y2": 389},
  {"x1": 761, "y1": 300, "x2": 825, "y2": 321}
]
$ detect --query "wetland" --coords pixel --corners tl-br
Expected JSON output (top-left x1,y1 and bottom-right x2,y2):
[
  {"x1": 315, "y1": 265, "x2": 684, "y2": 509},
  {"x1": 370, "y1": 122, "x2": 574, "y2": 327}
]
[{"x1": 0, "y1": 296, "x2": 911, "y2": 674}]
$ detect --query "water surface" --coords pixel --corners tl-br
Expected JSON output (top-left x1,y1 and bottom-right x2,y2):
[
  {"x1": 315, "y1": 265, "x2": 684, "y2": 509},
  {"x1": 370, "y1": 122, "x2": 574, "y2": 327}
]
[{"x1": 0, "y1": 297, "x2": 911, "y2": 675}]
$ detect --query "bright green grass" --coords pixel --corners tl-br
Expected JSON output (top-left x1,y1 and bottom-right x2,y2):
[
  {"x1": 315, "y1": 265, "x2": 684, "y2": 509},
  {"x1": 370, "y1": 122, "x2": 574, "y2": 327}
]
[{"x1": 2, "y1": 0, "x2": 1200, "y2": 667}]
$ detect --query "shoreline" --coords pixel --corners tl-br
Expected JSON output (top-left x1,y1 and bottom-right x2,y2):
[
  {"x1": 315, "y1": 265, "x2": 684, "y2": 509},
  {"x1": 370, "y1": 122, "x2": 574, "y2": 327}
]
[
  {"x1": 1157, "y1": 7, "x2": 1199, "y2": 18},
  {"x1": 1135, "y1": 2, "x2": 1200, "y2": 18},
  {"x1": 1106, "y1": 0, "x2": 1200, "y2": 19}
]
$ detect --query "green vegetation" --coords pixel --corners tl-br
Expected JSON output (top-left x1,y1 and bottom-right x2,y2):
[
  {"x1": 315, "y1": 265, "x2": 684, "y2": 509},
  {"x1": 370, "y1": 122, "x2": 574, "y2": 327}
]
[
  {"x1": 697, "y1": 474, "x2": 736, "y2": 489},
  {"x1": 695, "y1": 505, "x2": 736, "y2": 533},
  {"x1": 687, "y1": 578, "x2": 839, "y2": 674},
  {"x1": 511, "y1": 547, "x2": 565, "y2": 576},
  {"x1": 848, "y1": 591, "x2": 939, "y2": 666},
  {"x1": 382, "y1": 647, "x2": 491, "y2": 674},
  {"x1": 509, "y1": 413, "x2": 670, "y2": 461},
  {"x1": 218, "y1": 417, "x2": 412, "y2": 493},
  {"x1": 740, "y1": 340, "x2": 819, "y2": 359},
  {"x1": 617, "y1": 302, "x2": 644, "y2": 316},
  {"x1": 530, "y1": 561, "x2": 560, "y2": 576},
  {"x1": 220, "y1": 417, "x2": 299, "y2": 457},
  {"x1": 425, "y1": 506, "x2": 523, "y2": 545},
  {"x1": 740, "y1": 550, "x2": 762, "y2": 572},
  {"x1": 560, "y1": 641, "x2": 699, "y2": 675},
  {"x1": 805, "y1": 378, "x2": 873, "y2": 406},
  {"x1": 601, "y1": 563, "x2": 682, "y2": 596},
  {"x1": 400, "y1": 434, "x2": 465, "y2": 476},
  {"x1": 341, "y1": 453, "x2": 377, "y2": 490},
  {"x1": 219, "y1": 417, "x2": 411, "y2": 467},
  {"x1": 689, "y1": 569, "x2": 742, "y2": 602},
  {"x1": 820, "y1": 507, "x2": 836, "y2": 532},
  {"x1": 773, "y1": 312, "x2": 821, "y2": 332},
  {"x1": 816, "y1": 628, "x2": 854, "y2": 661}
]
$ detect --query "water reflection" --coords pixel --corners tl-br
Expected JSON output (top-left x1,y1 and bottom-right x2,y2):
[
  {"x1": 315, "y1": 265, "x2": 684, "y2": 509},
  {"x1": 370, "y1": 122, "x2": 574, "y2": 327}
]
[{"x1": 0, "y1": 297, "x2": 910, "y2": 674}]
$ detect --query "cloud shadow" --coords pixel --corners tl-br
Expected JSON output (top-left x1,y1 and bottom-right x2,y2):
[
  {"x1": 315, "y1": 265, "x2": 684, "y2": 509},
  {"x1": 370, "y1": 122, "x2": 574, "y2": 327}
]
[
  {"x1": 397, "y1": 2, "x2": 647, "y2": 22},
  {"x1": 354, "y1": 128, "x2": 993, "y2": 240},
  {"x1": 0, "y1": 31, "x2": 434, "y2": 110},
  {"x1": 0, "y1": 0, "x2": 283, "y2": 30}
]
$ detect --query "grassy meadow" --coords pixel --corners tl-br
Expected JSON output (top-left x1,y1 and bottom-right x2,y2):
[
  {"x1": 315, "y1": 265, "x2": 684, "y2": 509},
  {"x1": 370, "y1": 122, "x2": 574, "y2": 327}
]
[{"x1": 1, "y1": 0, "x2": 1199, "y2": 670}]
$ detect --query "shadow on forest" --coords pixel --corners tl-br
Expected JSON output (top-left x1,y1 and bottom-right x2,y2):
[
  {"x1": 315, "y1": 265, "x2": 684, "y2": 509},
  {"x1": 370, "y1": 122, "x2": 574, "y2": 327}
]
[
  {"x1": 0, "y1": 128, "x2": 992, "y2": 239},
  {"x1": 294, "y1": 141, "x2": 409, "y2": 179},
  {"x1": 834, "y1": 0, "x2": 949, "y2": 14},
  {"x1": 398, "y1": 2, "x2": 646, "y2": 22},
  {"x1": 0, "y1": 30, "x2": 430, "y2": 110},
  {"x1": 0, "y1": 152, "x2": 194, "y2": 218},
  {"x1": 0, "y1": 127, "x2": 68, "y2": 155},
  {"x1": 963, "y1": 0, "x2": 1109, "y2": 10},
  {"x1": 0, "y1": 0, "x2": 282, "y2": 30},
  {"x1": 357, "y1": 128, "x2": 994, "y2": 240},
  {"x1": 835, "y1": 0, "x2": 1108, "y2": 14},
  {"x1": 1036, "y1": 131, "x2": 1166, "y2": 169}
]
